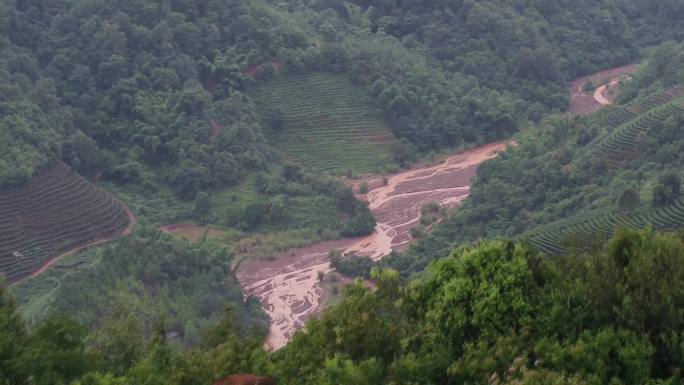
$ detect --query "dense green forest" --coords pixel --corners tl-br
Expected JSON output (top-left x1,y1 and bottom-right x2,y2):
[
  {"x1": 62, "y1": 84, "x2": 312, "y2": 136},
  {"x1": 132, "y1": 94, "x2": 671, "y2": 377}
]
[
  {"x1": 3, "y1": 228, "x2": 684, "y2": 384},
  {"x1": 275, "y1": 0, "x2": 684, "y2": 148},
  {"x1": 4, "y1": 0, "x2": 684, "y2": 188}
]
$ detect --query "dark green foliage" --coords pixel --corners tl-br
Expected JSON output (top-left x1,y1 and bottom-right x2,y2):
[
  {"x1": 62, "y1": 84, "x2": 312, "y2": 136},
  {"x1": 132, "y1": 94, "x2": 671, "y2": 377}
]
[
  {"x1": 5, "y1": 229, "x2": 684, "y2": 384},
  {"x1": 285, "y1": 0, "x2": 684, "y2": 150},
  {"x1": 329, "y1": 251, "x2": 374, "y2": 279},
  {"x1": 5, "y1": 1, "x2": 684, "y2": 384},
  {"x1": 391, "y1": 139, "x2": 418, "y2": 167},
  {"x1": 340, "y1": 206, "x2": 375, "y2": 237},
  {"x1": 409, "y1": 225, "x2": 428, "y2": 239},
  {"x1": 1, "y1": 283, "x2": 89, "y2": 385},
  {"x1": 617, "y1": 188, "x2": 640, "y2": 211},
  {"x1": 621, "y1": 41, "x2": 684, "y2": 100},
  {"x1": 358, "y1": 181, "x2": 369, "y2": 194},
  {"x1": 241, "y1": 202, "x2": 270, "y2": 230},
  {"x1": 269, "y1": 229, "x2": 684, "y2": 384},
  {"x1": 193, "y1": 191, "x2": 212, "y2": 218},
  {"x1": 14, "y1": 226, "x2": 267, "y2": 346},
  {"x1": 16, "y1": 316, "x2": 89, "y2": 385},
  {"x1": 3, "y1": 0, "x2": 684, "y2": 192},
  {"x1": 0, "y1": 55, "x2": 65, "y2": 188},
  {"x1": 1, "y1": 298, "x2": 269, "y2": 385},
  {"x1": 253, "y1": 174, "x2": 270, "y2": 194},
  {"x1": 1, "y1": 0, "x2": 298, "y2": 194},
  {"x1": 652, "y1": 172, "x2": 681, "y2": 207}
]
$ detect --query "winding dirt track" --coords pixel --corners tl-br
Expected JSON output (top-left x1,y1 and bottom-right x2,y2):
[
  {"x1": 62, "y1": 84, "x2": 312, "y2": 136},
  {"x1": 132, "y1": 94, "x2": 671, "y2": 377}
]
[
  {"x1": 593, "y1": 78, "x2": 624, "y2": 106},
  {"x1": 236, "y1": 142, "x2": 511, "y2": 350},
  {"x1": 568, "y1": 64, "x2": 636, "y2": 116}
]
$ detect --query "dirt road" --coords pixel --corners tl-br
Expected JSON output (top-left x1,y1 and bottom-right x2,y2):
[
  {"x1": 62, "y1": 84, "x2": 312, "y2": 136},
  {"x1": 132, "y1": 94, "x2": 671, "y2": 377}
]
[
  {"x1": 593, "y1": 78, "x2": 625, "y2": 106},
  {"x1": 568, "y1": 64, "x2": 636, "y2": 115},
  {"x1": 236, "y1": 142, "x2": 511, "y2": 350}
]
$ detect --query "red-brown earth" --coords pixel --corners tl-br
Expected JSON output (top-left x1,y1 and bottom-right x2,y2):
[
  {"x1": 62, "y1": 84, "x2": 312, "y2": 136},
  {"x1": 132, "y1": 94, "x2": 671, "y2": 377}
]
[
  {"x1": 242, "y1": 59, "x2": 286, "y2": 78},
  {"x1": 568, "y1": 64, "x2": 637, "y2": 116}
]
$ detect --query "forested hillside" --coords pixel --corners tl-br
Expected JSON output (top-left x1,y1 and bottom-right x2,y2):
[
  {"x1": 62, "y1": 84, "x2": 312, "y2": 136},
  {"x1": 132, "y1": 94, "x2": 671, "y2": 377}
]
[
  {"x1": 5, "y1": 0, "x2": 684, "y2": 188},
  {"x1": 3, "y1": 0, "x2": 298, "y2": 197},
  {"x1": 13, "y1": 226, "x2": 267, "y2": 346},
  {"x1": 278, "y1": 0, "x2": 684, "y2": 148},
  {"x1": 3, "y1": 0, "x2": 684, "y2": 384},
  {"x1": 3, "y1": 228, "x2": 684, "y2": 384},
  {"x1": 396, "y1": 41, "x2": 684, "y2": 273}
]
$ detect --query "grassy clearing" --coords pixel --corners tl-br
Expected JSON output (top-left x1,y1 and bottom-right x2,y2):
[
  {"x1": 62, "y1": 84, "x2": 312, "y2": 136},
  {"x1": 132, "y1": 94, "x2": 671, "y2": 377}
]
[
  {"x1": 163, "y1": 225, "x2": 339, "y2": 268},
  {"x1": 253, "y1": 72, "x2": 397, "y2": 173},
  {"x1": 213, "y1": 174, "x2": 342, "y2": 232}
]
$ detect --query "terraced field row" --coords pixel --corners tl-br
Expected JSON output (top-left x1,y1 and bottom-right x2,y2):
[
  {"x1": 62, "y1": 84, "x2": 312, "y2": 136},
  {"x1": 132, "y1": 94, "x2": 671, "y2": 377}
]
[
  {"x1": 254, "y1": 72, "x2": 397, "y2": 173},
  {"x1": 524, "y1": 197, "x2": 684, "y2": 255},
  {"x1": 0, "y1": 163, "x2": 130, "y2": 284},
  {"x1": 600, "y1": 84, "x2": 684, "y2": 129},
  {"x1": 589, "y1": 99, "x2": 684, "y2": 166}
]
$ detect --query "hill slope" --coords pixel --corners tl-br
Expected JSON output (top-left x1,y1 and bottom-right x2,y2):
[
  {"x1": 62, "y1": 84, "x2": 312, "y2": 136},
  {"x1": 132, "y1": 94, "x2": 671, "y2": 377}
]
[
  {"x1": 254, "y1": 73, "x2": 396, "y2": 173},
  {"x1": 394, "y1": 43, "x2": 684, "y2": 273},
  {"x1": 0, "y1": 163, "x2": 131, "y2": 284}
]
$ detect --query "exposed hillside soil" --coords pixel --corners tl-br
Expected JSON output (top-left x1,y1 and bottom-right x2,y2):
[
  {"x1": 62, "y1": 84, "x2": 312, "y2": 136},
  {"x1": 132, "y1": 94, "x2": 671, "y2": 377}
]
[
  {"x1": 208, "y1": 119, "x2": 221, "y2": 142},
  {"x1": 568, "y1": 64, "x2": 637, "y2": 115},
  {"x1": 594, "y1": 79, "x2": 623, "y2": 106},
  {"x1": 2, "y1": 163, "x2": 134, "y2": 286},
  {"x1": 159, "y1": 223, "x2": 226, "y2": 242},
  {"x1": 242, "y1": 59, "x2": 285, "y2": 77},
  {"x1": 236, "y1": 142, "x2": 511, "y2": 350}
]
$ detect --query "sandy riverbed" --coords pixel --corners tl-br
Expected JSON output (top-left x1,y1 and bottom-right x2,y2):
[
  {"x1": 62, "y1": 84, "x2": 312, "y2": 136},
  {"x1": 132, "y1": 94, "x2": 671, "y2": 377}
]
[{"x1": 236, "y1": 142, "x2": 511, "y2": 350}]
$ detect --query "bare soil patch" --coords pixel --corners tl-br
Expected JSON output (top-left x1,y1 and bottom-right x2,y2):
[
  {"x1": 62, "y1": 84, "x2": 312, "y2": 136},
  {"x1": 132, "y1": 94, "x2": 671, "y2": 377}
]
[
  {"x1": 568, "y1": 64, "x2": 636, "y2": 116},
  {"x1": 242, "y1": 59, "x2": 285, "y2": 78},
  {"x1": 208, "y1": 118, "x2": 221, "y2": 142},
  {"x1": 159, "y1": 223, "x2": 225, "y2": 243}
]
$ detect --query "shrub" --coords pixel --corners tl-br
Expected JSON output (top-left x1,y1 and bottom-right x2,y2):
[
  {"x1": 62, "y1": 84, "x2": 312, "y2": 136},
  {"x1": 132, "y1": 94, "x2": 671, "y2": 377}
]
[
  {"x1": 617, "y1": 188, "x2": 640, "y2": 211},
  {"x1": 341, "y1": 210, "x2": 376, "y2": 237},
  {"x1": 330, "y1": 252, "x2": 374, "y2": 278},
  {"x1": 410, "y1": 225, "x2": 428, "y2": 239},
  {"x1": 193, "y1": 191, "x2": 212, "y2": 218}
]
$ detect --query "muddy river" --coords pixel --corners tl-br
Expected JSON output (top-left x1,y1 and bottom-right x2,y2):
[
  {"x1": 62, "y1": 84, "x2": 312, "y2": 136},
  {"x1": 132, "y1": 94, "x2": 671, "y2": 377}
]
[{"x1": 236, "y1": 142, "x2": 511, "y2": 350}]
